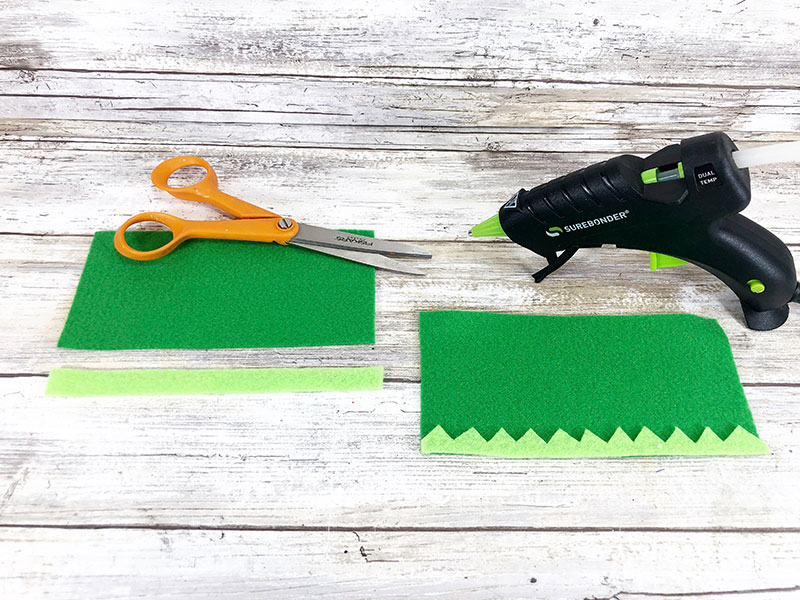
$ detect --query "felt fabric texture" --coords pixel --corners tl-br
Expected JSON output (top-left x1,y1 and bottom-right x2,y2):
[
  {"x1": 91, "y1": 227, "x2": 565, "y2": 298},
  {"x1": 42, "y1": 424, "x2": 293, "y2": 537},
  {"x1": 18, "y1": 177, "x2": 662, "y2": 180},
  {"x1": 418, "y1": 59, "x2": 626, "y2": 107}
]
[
  {"x1": 419, "y1": 311, "x2": 766, "y2": 457},
  {"x1": 421, "y1": 426, "x2": 768, "y2": 458},
  {"x1": 46, "y1": 367, "x2": 384, "y2": 396},
  {"x1": 58, "y1": 230, "x2": 375, "y2": 350}
]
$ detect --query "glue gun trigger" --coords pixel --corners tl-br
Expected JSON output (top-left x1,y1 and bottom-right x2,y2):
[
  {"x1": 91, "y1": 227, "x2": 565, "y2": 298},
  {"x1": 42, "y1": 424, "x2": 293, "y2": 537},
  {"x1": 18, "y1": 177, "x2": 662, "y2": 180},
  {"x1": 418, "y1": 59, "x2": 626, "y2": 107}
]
[{"x1": 532, "y1": 247, "x2": 579, "y2": 283}]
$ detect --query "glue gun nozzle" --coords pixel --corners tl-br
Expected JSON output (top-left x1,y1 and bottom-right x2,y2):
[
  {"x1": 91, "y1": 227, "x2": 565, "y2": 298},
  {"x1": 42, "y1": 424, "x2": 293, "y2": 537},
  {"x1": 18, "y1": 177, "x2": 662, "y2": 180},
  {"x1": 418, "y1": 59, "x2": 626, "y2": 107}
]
[{"x1": 470, "y1": 213, "x2": 506, "y2": 237}]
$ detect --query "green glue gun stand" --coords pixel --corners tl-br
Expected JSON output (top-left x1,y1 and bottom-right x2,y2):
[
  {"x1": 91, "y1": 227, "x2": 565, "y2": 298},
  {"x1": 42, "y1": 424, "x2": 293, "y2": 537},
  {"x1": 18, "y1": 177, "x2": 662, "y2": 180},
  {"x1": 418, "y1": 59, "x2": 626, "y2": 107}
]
[{"x1": 472, "y1": 132, "x2": 800, "y2": 331}]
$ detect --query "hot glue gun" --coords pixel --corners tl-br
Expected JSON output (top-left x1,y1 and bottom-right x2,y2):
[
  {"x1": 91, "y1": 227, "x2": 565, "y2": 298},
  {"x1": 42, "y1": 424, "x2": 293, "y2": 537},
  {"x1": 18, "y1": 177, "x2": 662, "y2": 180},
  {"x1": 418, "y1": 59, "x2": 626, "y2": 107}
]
[{"x1": 471, "y1": 132, "x2": 800, "y2": 330}]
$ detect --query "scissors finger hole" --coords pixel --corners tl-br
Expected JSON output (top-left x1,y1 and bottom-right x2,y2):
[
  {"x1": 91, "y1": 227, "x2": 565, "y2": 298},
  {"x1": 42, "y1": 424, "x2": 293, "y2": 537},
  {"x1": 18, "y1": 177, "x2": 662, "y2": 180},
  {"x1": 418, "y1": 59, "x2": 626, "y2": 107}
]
[
  {"x1": 167, "y1": 165, "x2": 209, "y2": 189},
  {"x1": 124, "y1": 221, "x2": 174, "y2": 252}
]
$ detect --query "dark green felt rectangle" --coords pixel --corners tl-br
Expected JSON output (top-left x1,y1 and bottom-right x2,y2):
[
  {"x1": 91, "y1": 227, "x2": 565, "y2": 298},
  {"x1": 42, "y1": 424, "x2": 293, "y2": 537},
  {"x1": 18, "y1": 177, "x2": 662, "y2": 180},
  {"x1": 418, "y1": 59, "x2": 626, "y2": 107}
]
[
  {"x1": 420, "y1": 311, "x2": 759, "y2": 445},
  {"x1": 58, "y1": 231, "x2": 375, "y2": 350}
]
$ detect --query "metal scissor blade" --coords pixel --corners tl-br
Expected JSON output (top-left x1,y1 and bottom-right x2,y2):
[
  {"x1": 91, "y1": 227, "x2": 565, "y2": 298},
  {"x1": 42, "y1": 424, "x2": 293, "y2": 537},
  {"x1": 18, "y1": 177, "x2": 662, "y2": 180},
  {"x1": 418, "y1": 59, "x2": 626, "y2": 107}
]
[
  {"x1": 289, "y1": 240, "x2": 426, "y2": 275},
  {"x1": 292, "y1": 223, "x2": 432, "y2": 258}
]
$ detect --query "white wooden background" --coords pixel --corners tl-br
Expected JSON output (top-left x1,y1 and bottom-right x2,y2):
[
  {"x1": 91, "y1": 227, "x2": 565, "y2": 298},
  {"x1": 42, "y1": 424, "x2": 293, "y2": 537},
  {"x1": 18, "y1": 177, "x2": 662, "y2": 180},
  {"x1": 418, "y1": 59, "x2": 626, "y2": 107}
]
[{"x1": 2, "y1": 1, "x2": 800, "y2": 598}]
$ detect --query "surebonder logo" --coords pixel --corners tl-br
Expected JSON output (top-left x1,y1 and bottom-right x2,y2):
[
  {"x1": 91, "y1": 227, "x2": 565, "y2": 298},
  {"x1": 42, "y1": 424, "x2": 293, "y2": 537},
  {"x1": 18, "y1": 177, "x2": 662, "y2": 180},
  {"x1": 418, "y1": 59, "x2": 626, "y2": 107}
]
[
  {"x1": 546, "y1": 210, "x2": 630, "y2": 237},
  {"x1": 546, "y1": 226, "x2": 563, "y2": 237}
]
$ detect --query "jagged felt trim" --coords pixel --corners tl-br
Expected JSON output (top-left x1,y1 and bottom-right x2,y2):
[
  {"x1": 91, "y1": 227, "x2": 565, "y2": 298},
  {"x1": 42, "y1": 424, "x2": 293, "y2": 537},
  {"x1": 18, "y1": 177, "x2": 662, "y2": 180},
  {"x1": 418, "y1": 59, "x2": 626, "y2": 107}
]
[{"x1": 421, "y1": 425, "x2": 769, "y2": 458}]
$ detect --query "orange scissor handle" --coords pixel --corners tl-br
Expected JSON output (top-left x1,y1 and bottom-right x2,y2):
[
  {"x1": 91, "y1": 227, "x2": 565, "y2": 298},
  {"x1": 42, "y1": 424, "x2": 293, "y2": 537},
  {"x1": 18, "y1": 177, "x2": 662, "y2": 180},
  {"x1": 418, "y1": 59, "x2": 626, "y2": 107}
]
[
  {"x1": 113, "y1": 211, "x2": 299, "y2": 261},
  {"x1": 114, "y1": 212, "x2": 191, "y2": 261},
  {"x1": 150, "y1": 155, "x2": 280, "y2": 219},
  {"x1": 114, "y1": 155, "x2": 299, "y2": 261}
]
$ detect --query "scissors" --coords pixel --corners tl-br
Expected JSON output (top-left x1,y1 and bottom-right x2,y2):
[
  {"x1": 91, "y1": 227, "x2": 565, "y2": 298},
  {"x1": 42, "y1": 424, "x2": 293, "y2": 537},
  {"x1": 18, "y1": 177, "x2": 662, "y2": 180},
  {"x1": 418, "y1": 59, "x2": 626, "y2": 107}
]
[{"x1": 114, "y1": 156, "x2": 432, "y2": 275}]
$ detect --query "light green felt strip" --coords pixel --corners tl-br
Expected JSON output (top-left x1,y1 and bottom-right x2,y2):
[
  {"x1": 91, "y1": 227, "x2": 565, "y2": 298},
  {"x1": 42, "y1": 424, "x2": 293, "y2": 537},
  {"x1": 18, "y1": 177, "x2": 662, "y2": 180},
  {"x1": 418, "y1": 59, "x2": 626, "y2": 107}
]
[
  {"x1": 421, "y1": 425, "x2": 769, "y2": 458},
  {"x1": 58, "y1": 230, "x2": 375, "y2": 350},
  {"x1": 46, "y1": 367, "x2": 384, "y2": 397}
]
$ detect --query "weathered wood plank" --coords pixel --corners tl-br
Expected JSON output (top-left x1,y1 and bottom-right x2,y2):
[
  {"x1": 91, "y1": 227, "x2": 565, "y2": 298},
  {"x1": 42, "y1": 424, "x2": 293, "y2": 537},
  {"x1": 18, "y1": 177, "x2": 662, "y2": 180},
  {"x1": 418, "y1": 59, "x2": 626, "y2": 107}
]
[
  {"x1": 2, "y1": 528, "x2": 800, "y2": 599},
  {"x1": 3, "y1": 0, "x2": 800, "y2": 86},
  {"x1": 1, "y1": 529, "x2": 800, "y2": 599},
  {"x1": 0, "y1": 375, "x2": 797, "y2": 528},
  {"x1": 2, "y1": 70, "x2": 800, "y2": 134},
  {"x1": 1, "y1": 235, "x2": 798, "y2": 383},
  {"x1": 1, "y1": 146, "x2": 798, "y2": 243},
  {"x1": 3, "y1": 118, "x2": 799, "y2": 154}
]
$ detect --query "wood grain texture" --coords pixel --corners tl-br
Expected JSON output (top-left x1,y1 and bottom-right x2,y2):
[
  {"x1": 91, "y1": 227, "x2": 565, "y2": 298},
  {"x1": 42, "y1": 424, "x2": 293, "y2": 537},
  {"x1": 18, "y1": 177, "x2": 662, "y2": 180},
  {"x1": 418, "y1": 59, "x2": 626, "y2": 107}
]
[
  {"x1": 2, "y1": 528, "x2": 800, "y2": 600},
  {"x1": 0, "y1": 376, "x2": 799, "y2": 529},
  {"x1": 2, "y1": 0, "x2": 800, "y2": 596},
  {"x1": 3, "y1": 0, "x2": 800, "y2": 86},
  {"x1": 3, "y1": 70, "x2": 800, "y2": 134}
]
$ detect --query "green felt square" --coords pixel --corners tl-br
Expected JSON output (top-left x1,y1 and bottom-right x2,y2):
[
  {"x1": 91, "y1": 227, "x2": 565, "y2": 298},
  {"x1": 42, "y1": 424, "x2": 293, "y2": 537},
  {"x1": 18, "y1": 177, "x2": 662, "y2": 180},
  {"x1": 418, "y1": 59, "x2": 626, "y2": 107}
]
[
  {"x1": 58, "y1": 230, "x2": 375, "y2": 350},
  {"x1": 419, "y1": 311, "x2": 764, "y2": 455}
]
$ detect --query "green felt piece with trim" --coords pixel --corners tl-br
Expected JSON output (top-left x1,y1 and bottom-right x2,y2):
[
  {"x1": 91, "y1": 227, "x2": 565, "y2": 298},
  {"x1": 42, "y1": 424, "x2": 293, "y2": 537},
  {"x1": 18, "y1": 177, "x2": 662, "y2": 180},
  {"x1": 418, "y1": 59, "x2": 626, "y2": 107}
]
[
  {"x1": 46, "y1": 366, "x2": 384, "y2": 396},
  {"x1": 419, "y1": 311, "x2": 767, "y2": 458},
  {"x1": 58, "y1": 230, "x2": 375, "y2": 350}
]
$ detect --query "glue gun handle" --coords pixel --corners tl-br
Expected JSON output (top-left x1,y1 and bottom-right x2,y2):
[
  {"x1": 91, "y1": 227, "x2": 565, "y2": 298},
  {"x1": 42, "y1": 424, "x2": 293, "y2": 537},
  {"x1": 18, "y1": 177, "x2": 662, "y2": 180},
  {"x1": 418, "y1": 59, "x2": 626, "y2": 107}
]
[{"x1": 642, "y1": 214, "x2": 797, "y2": 330}]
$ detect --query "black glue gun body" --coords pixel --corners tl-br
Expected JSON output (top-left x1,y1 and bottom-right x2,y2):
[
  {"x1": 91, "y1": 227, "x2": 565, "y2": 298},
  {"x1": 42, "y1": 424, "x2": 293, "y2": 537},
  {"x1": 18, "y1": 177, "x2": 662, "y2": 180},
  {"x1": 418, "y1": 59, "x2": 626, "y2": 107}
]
[{"x1": 497, "y1": 132, "x2": 800, "y2": 330}]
